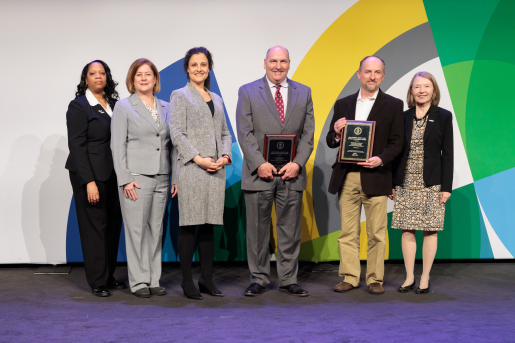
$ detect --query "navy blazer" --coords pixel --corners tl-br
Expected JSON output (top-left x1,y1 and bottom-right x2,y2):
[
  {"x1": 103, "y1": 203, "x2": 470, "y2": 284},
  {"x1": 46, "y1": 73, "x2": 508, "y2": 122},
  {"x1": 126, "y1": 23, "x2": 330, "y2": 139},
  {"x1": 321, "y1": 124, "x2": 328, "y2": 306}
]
[
  {"x1": 393, "y1": 106, "x2": 454, "y2": 192},
  {"x1": 65, "y1": 95, "x2": 115, "y2": 185}
]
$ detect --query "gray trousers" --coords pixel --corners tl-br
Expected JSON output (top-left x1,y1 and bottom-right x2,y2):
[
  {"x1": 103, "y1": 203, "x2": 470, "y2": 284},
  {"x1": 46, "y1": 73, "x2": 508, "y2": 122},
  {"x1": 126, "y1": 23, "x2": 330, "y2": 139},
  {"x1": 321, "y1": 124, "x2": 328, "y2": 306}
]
[
  {"x1": 118, "y1": 174, "x2": 169, "y2": 292},
  {"x1": 244, "y1": 177, "x2": 303, "y2": 287}
]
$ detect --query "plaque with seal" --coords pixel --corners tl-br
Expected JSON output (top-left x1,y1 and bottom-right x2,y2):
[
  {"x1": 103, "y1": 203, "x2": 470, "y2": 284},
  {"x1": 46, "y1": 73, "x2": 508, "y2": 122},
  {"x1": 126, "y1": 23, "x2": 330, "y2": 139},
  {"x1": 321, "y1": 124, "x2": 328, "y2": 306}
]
[
  {"x1": 338, "y1": 120, "x2": 376, "y2": 163},
  {"x1": 263, "y1": 134, "x2": 297, "y2": 170}
]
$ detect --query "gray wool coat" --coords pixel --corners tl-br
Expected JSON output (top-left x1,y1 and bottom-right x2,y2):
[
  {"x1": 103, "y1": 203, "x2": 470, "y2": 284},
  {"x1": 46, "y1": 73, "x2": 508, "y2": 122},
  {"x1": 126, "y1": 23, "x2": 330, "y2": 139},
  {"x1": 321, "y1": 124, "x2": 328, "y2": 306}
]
[{"x1": 168, "y1": 83, "x2": 233, "y2": 226}]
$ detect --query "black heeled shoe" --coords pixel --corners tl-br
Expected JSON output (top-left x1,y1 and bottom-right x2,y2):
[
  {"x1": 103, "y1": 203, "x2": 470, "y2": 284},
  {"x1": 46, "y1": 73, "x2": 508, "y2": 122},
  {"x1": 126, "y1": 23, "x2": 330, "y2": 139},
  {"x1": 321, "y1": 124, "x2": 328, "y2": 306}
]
[
  {"x1": 415, "y1": 281, "x2": 430, "y2": 294},
  {"x1": 181, "y1": 281, "x2": 203, "y2": 300},
  {"x1": 398, "y1": 280, "x2": 416, "y2": 293},
  {"x1": 198, "y1": 279, "x2": 224, "y2": 297}
]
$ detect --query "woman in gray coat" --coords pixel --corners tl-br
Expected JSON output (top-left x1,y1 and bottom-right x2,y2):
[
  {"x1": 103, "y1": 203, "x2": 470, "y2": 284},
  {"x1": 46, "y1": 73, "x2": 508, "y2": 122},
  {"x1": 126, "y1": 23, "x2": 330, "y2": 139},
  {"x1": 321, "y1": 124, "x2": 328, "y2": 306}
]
[{"x1": 169, "y1": 47, "x2": 232, "y2": 300}]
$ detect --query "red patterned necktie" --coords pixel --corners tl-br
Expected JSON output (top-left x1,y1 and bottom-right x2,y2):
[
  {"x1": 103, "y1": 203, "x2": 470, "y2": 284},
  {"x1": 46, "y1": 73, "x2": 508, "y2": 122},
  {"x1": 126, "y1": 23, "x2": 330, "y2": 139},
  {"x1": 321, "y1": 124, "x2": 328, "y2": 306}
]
[{"x1": 274, "y1": 85, "x2": 285, "y2": 125}]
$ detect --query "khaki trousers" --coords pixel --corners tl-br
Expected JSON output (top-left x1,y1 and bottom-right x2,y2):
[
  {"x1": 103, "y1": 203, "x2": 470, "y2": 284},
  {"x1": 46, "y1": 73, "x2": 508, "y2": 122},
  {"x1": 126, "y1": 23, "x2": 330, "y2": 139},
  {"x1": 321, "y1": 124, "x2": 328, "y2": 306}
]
[{"x1": 338, "y1": 172, "x2": 387, "y2": 286}]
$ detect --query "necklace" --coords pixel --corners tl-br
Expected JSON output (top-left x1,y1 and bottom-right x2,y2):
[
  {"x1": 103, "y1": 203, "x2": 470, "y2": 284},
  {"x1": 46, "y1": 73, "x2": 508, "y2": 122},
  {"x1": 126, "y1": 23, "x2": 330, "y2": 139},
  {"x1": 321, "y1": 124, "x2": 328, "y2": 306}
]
[{"x1": 413, "y1": 106, "x2": 429, "y2": 128}]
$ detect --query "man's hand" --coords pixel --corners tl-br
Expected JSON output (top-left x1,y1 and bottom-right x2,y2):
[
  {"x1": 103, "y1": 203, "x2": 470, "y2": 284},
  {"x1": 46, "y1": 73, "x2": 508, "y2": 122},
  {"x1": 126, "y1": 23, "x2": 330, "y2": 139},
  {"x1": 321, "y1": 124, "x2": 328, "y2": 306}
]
[
  {"x1": 257, "y1": 162, "x2": 277, "y2": 180},
  {"x1": 334, "y1": 117, "x2": 347, "y2": 139},
  {"x1": 357, "y1": 156, "x2": 383, "y2": 169},
  {"x1": 388, "y1": 188, "x2": 395, "y2": 201},
  {"x1": 278, "y1": 162, "x2": 300, "y2": 181}
]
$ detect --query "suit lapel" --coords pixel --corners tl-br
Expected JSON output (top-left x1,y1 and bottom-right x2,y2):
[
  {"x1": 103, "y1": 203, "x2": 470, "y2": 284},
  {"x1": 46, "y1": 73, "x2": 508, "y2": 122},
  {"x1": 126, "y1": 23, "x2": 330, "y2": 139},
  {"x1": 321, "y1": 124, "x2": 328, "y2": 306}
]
[
  {"x1": 78, "y1": 96, "x2": 111, "y2": 122},
  {"x1": 406, "y1": 107, "x2": 414, "y2": 145},
  {"x1": 156, "y1": 99, "x2": 166, "y2": 132},
  {"x1": 345, "y1": 91, "x2": 359, "y2": 120},
  {"x1": 259, "y1": 76, "x2": 283, "y2": 126},
  {"x1": 366, "y1": 89, "x2": 386, "y2": 121},
  {"x1": 131, "y1": 93, "x2": 159, "y2": 133},
  {"x1": 186, "y1": 82, "x2": 212, "y2": 120},
  {"x1": 282, "y1": 79, "x2": 298, "y2": 131},
  {"x1": 423, "y1": 105, "x2": 439, "y2": 143}
]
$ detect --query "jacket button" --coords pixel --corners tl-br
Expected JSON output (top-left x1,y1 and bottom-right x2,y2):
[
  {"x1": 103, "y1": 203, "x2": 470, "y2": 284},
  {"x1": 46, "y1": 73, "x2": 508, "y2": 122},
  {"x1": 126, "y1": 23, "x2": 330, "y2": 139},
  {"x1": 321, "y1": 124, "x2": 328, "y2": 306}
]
[
  {"x1": 157, "y1": 148, "x2": 160, "y2": 151},
  {"x1": 156, "y1": 133, "x2": 159, "y2": 137},
  {"x1": 424, "y1": 155, "x2": 427, "y2": 158}
]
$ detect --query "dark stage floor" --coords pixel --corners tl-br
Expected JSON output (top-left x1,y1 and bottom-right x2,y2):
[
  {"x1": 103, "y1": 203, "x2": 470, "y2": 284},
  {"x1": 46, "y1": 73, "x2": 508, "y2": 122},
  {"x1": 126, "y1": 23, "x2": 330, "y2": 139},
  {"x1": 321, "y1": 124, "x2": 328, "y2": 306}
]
[{"x1": 0, "y1": 262, "x2": 514, "y2": 342}]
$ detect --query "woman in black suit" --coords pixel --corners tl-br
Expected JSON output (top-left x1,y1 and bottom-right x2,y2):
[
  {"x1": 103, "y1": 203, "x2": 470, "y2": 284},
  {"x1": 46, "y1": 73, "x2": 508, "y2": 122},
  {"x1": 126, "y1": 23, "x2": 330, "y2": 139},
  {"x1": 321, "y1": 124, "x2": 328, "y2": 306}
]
[
  {"x1": 390, "y1": 71, "x2": 453, "y2": 294},
  {"x1": 65, "y1": 60, "x2": 126, "y2": 297}
]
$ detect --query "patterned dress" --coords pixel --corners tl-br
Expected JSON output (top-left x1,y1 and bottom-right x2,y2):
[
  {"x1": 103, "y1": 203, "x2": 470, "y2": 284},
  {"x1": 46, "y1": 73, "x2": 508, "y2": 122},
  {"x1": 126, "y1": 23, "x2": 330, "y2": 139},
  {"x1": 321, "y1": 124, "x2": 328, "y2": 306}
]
[{"x1": 391, "y1": 118, "x2": 445, "y2": 231}]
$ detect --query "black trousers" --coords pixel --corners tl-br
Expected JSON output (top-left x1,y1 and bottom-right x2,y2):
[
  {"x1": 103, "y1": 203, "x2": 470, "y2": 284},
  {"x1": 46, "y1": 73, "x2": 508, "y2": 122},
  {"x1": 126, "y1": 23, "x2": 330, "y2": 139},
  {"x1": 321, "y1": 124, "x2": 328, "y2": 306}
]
[{"x1": 69, "y1": 171, "x2": 123, "y2": 289}]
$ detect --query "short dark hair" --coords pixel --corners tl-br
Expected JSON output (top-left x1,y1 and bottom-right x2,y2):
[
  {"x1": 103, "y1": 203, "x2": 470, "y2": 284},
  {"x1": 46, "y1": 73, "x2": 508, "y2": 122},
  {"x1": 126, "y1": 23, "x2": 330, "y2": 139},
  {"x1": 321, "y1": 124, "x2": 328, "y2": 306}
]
[
  {"x1": 183, "y1": 47, "x2": 214, "y2": 90},
  {"x1": 359, "y1": 56, "x2": 385, "y2": 72}
]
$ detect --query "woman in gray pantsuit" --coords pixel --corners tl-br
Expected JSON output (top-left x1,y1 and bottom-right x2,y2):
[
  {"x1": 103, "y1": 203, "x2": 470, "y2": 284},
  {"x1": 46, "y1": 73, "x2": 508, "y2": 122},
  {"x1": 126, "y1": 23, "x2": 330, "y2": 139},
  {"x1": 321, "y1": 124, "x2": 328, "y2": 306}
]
[
  {"x1": 169, "y1": 47, "x2": 232, "y2": 300},
  {"x1": 111, "y1": 58, "x2": 177, "y2": 298}
]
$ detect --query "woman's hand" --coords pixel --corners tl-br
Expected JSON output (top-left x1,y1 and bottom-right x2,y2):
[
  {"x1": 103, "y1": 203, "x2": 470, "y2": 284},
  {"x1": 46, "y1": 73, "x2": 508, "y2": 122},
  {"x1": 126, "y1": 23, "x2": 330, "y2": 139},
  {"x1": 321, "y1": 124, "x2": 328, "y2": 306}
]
[
  {"x1": 87, "y1": 181, "x2": 100, "y2": 205},
  {"x1": 388, "y1": 189, "x2": 396, "y2": 201},
  {"x1": 123, "y1": 181, "x2": 141, "y2": 201},
  {"x1": 194, "y1": 155, "x2": 219, "y2": 173},
  {"x1": 439, "y1": 191, "x2": 451, "y2": 205},
  {"x1": 334, "y1": 117, "x2": 347, "y2": 139},
  {"x1": 171, "y1": 184, "x2": 177, "y2": 198}
]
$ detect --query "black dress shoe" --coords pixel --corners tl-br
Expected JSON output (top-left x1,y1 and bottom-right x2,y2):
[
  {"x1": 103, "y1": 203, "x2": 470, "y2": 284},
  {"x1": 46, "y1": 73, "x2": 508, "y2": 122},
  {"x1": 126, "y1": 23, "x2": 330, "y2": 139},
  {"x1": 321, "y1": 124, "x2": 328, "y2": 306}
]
[
  {"x1": 279, "y1": 284, "x2": 309, "y2": 297},
  {"x1": 198, "y1": 279, "x2": 224, "y2": 297},
  {"x1": 245, "y1": 283, "x2": 265, "y2": 296},
  {"x1": 134, "y1": 287, "x2": 151, "y2": 298},
  {"x1": 91, "y1": 287, "x2": 110, "y2": 297},
  {"x1": 415, "y1": 281, "x2": 430, "y2": 294},
  {"x1": 149, "y1": 287, "x2": 167, "y2": 296},
  {"x1": 107, "y1": 279, "x2": 127, "y2": 290},
  {"x1": 398, "y1": 280, "x2": 416, "y2": 293},
  {"x1": 181, "y1": 281, "x2": 203, "y2": 300}
]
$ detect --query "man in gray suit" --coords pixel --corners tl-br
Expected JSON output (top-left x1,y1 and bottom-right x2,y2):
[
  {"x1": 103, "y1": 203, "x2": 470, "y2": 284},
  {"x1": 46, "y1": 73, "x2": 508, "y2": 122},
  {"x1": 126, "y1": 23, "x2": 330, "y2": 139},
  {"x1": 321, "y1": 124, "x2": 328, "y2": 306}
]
[{"x1": 236, "y1": 46, "x2": 315, "y2": 296}]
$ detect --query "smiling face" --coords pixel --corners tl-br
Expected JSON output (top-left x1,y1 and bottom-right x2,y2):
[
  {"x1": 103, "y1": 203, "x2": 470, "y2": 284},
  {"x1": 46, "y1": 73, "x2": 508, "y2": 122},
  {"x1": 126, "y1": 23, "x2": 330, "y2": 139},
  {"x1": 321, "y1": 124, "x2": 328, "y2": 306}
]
[
  {"x1": 133, "y1": 64, "x2": 156, "y2": 94},
  {"x1": 411, "y1": 76, "x2": 434, "y2": 106},
  {"x1": 187, "y1": 53, "x2": 210, "y2": 86},
  {"x1": 264, "y1": 47, "x2": 290, "y2": 84},
  {"x1": 357, "y1": 57, "x2": 385, "y2": 94},
  {"x1": 85, "y1": 62, "x2": 106, "y2": 93}
]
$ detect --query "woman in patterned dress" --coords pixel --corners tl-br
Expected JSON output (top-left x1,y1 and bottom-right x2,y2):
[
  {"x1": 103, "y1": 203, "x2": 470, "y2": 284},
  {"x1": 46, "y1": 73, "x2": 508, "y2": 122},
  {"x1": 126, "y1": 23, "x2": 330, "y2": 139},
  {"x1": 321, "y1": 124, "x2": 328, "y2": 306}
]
[{"x1": 390, "y1": 72, "x2": 453, "y2": 294}]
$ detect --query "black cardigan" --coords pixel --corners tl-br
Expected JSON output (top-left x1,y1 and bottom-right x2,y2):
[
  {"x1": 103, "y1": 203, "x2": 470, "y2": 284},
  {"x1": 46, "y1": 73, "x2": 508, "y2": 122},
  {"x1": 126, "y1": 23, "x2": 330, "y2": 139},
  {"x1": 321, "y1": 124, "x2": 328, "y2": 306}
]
[{"x1": 393, "y1": 105, "x2": 454, "y2": 193}]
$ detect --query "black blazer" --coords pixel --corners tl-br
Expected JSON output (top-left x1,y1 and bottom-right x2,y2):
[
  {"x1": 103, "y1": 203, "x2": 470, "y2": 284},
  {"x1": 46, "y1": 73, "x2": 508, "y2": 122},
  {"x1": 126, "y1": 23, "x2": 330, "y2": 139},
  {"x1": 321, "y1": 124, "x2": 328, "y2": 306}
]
[
  {"x1": 393, "y1": 106, "x2": 454, "y2": 192},
  {"x1": 326, "y1": 89, "x2": 404, "y2": 196},
  {"x1": 65, "y1": 95, "x2": 116, "y2": 185}
]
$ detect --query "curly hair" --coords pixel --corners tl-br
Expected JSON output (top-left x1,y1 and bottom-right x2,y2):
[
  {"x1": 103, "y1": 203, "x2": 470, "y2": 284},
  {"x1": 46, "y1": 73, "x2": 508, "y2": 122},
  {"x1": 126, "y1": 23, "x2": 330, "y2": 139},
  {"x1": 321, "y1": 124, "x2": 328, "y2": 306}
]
[
  {"x1": 183, "y1": 47, "x2": 214, "y2": 90},
  {"x1": 75, "y1": 60, "x2": 119, "y2": 109}
]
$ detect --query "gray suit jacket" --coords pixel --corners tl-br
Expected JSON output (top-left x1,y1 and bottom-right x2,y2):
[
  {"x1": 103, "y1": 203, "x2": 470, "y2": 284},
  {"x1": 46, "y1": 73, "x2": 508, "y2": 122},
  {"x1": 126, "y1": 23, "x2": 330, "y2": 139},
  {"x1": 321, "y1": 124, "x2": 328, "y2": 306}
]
[
  {"x1": 111, "y1": 93, "x2": 177, "y2": 187},
  {"x1": 236, "y1": 76, "x2": 315, "y2": 191},
  {"x1": 168, "y1": 83, "x2": 232, "y2": 225}
]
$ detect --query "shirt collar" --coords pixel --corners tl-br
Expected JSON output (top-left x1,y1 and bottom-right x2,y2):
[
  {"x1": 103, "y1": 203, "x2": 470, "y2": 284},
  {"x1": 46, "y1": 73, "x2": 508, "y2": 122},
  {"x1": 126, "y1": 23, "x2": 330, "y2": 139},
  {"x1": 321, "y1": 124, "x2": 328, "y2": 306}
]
[
  {"x1": 357, "y1": 88, "x2": 379, "y2": 102},
  {"x1": 85, "y1": 88, "x2": 111, "y2": 110},
  {"x1": 266, "y1": 76, "x2": 289, "y2": 89}
]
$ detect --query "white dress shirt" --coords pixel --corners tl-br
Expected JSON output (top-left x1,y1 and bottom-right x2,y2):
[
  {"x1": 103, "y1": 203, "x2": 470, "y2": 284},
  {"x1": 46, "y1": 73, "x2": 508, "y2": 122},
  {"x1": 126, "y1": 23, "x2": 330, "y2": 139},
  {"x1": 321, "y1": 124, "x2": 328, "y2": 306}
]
[
  {"x1": 85, "y1": 88, "x2": 113, "y2": 117},
  {"x1": 355, "y1": 88, "x2": 379, "y2": 121},
  {"x1": 335, "y1": 88, "x2": 379, "y2": 142},
  {"x1": 266, "y1": 77, "x2": 289, "y2": 117}
]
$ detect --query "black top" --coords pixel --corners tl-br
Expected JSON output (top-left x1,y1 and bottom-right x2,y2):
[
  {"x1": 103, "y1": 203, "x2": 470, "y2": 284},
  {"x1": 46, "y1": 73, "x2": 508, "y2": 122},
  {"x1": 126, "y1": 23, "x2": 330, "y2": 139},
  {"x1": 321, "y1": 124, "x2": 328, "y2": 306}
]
[
  {"x1": 207, "y1": 100, "x2": 214, "y2": 116},
  {"x1": 392, "y1": 105, "x2": 454, "y2": 193},
  {"x1": 65, "y1": 95, "x2": 116, "y2": 185}
]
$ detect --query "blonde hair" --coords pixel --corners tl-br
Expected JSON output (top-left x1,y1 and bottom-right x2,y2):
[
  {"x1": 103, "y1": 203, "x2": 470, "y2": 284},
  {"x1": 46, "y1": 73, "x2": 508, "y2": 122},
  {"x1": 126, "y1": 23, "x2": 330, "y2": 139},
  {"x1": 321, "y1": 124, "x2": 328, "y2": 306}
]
[
  {"x1": 406, "y1": 71, "x2": 440, "y2": 108},
  {"x1": 126, "y1": 58, "x2": 160, "y2": 94}
]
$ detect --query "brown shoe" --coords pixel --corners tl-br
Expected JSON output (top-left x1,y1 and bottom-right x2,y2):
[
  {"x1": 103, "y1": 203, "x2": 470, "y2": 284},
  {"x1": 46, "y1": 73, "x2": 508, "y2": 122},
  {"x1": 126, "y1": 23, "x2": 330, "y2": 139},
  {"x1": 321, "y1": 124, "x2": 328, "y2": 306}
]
[
  {"x1": 334, "y1": 281, "x2": 357, "y2": 293},
  {"x1": 369, "y1": 282, "x2": 384, "y2": 295}
]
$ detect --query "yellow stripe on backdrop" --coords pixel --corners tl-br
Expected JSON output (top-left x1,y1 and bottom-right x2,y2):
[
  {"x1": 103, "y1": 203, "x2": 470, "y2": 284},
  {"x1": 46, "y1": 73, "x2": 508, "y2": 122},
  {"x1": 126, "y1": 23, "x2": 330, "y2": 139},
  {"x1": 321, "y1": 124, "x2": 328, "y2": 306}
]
[{"x1": 271, "y1": 0, "x2": 428, "y2": 259}]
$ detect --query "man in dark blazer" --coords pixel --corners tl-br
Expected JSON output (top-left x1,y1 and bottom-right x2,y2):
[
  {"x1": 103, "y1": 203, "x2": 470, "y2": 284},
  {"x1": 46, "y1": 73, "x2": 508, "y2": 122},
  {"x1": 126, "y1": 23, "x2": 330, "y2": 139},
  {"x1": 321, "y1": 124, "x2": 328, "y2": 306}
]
[
  {"x1": 236, "y1": 46, "x2": 314, "y2": 297},
  {"x1": 326, "y1": 56, "x2": 404, "y2": 295}
]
